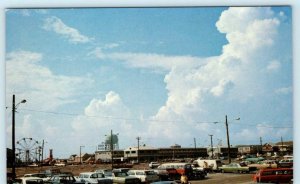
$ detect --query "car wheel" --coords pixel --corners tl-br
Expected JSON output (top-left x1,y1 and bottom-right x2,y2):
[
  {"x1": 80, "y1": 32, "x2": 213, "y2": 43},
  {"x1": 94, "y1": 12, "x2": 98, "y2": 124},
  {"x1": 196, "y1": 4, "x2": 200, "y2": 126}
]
[{"x1": 221, "y1": 169, "x2": 224, "y2": 173}]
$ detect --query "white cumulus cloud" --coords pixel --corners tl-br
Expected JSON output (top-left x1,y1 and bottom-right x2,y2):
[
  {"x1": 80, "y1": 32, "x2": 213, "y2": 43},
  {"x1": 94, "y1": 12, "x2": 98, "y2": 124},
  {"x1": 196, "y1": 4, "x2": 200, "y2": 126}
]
[
  {"x1": 6, "y1": 50, "x2": 93, "y2": 111},
  {"x1": 43, "y1": 16, "x2": 91, "y2": 44},
  {"x1": 89, "y1": 7, "x2": 291, "y2": 145}
]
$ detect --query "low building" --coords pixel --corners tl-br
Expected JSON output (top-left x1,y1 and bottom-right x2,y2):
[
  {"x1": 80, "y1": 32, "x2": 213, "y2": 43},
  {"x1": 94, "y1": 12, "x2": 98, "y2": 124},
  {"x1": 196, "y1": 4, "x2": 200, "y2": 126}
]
[
  {"x1": 68, "y1": 153, "x2": 94, "y2": 164},
  {"x1": 124, "y1": 145, "x2": 208, "y2": 162},
  {"x1": 237, "y1": 145, "x2": 260, "y2": 155},
  {"x1": 95, "y1": 150, "x2": 124, "y2": 163}
]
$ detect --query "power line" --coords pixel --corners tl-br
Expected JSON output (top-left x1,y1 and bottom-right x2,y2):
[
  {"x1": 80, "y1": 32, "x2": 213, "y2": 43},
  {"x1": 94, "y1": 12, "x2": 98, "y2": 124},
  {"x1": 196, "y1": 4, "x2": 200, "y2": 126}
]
[{"x1": 7, "y1": 107, "x2": 293, "y2": 129}]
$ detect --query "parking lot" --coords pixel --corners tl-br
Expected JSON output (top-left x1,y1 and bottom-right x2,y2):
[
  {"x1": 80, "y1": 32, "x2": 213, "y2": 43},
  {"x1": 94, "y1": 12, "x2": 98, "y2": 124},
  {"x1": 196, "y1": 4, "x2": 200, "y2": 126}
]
[{"x1": 9, "y1": 164, "x2": 258, "y2": 184}]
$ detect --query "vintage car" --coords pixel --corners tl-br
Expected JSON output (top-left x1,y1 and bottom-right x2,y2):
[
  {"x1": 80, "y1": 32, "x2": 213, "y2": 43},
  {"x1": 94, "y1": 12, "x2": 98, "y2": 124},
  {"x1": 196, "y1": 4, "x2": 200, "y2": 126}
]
[
  {"x1": 278, "y1": 159, "x2": 293, "y2": 168},
  {"x1": 192, "y1": 159, "x2": 223, "y2": 172},
  {"x1": 245, "y1": 157, "x2": 265, "y2": 163},
  {"x1": 149, "y1": 162, "x2": 160, "y2": 169},
  {"x1": 219, "y1": 163, "x2": 255, "y2": 173},
  {"x1": 14, "y1": 177, "x2": 44, "y2": 184},
  {"x1": 77, "y1": 172, "x2": 113, "y2": 184},
  {"x1": 156, "y1": 163, "x2": 194, "y2": 180},
  {"x1": 24, "y1": 173, "x2": 50, "y2": 181},
  {"x1": 94, "y1": 169, "x2": 113, "y2": 178},
  {"x1": 127, "y1": 170, "x2": 160, "y2": 183},
  {"x1": 247, "y1": 160, "x2": 278, "y2": 170},
  {"x1": 253, "y1": 168, "x2": 293, "y2": 183},
  {"x1": 111, "y1": 170, "x2": 141, "y2": 184},
  {"x1": 45, "y1": 174, "x2": 85, "y2": 184}
]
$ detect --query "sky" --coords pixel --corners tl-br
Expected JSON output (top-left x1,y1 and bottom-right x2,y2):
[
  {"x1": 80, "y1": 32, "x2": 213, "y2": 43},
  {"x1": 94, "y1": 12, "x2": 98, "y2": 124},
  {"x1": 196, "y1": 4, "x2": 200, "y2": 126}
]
[{"x1": 5, "y1": 6, "x2": 293, "y2": 159}]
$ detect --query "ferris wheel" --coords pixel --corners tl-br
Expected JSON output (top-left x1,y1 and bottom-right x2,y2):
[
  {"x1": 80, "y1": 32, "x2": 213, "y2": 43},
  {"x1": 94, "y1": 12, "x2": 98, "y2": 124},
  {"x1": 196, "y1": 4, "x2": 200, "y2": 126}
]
[{"x1": 16, "y1": 137, "x2": 41, "y2": 164}]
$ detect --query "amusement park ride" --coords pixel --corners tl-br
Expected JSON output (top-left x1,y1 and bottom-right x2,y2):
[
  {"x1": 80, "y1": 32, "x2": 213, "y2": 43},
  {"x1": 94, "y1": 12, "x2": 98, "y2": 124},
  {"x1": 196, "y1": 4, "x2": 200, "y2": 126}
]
[{"x1": 15, "y1": 138, "x2": 54, "y2": 166}]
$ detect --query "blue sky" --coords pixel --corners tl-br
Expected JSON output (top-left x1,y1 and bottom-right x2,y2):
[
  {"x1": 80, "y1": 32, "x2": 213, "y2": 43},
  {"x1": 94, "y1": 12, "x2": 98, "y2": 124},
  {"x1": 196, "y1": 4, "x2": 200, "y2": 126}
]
[{"x1": 5, "y1": 7, "x2": 293, "y2": 158}]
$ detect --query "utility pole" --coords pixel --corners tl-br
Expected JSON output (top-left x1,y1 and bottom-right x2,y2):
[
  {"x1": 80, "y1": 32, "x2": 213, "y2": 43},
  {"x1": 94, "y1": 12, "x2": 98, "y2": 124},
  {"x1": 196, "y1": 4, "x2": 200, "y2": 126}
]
[
  {"x1": 41, "y1": 140, "x2": 44, "y2": 166},
  {"x1": 281, "y1": 136, "x2": 284, "y2": 155},
  {"x1": 225, "y1": 115, "x2": 231, "y2": 163},
  {"x1": 194, "y1": 138, "x2": 197, "y2": 158},
  {"x1": 209, "y1": 135, "x2": 213, "y2": 158},
  {"x1": 260, "y1": 137, "x2": 263, "y2": 154},
  {"x1": 111, "y1": 130, "x2": 113, "y2": 169},
  {"x1": 11, "y1": 94, "x2": 26, "y2": 179},
  {"x1": 12, "y1": 95, "x2": 16, "y2": 178},
  {"x1": 80, "y1": 145, "x2": 84, "y2": 164},
  {"x1": 136, "y1": 137, "x2": 141, "y2": 163}
]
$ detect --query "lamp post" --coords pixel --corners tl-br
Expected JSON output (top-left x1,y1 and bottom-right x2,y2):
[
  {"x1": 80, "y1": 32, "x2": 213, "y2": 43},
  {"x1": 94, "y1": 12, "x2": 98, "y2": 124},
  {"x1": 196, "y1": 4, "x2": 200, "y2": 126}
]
[
  {"x1": 80, "y1": 146, "x2": 84, "y2": 164},
  {"x1": 225, "y1": 115, "x2": 240, "y2": 163},
  {"x1": 12, "y1": 94, "x2": 26, "y2": 179}
]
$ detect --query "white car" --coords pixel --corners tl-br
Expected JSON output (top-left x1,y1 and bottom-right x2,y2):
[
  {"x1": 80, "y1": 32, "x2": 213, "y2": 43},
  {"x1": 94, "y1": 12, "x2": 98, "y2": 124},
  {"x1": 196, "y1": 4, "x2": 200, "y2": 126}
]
[
  {"x1": 149, "y1": 162, "x2": 160, "y2": 168},
  {"x1": 77, "y1": 172, "x2": 112, "y2": 184},
  {"x1": 54, "y1": 162, "x2": 66, "y2": 167},
  {"x1": 23, "y1": 173, "x2": 50, "y2": 181},
  {"x1": 127, "y1": 170, "x2": 160, "y2": 183},
  {"x1": 15, "y1": 177, "x2": 44, "y2": 184}
]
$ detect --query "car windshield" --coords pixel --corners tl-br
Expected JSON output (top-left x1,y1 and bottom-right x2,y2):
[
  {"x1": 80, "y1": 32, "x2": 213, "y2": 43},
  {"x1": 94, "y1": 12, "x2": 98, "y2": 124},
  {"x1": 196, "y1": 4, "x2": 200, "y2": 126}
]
[
  {"x1": 104, "y1": 171, "x2": 112, "y2": 176},
  {"x1": 145, "y1": 171, "x2": 156, "y2": 175},
  {"x1": 25, "y1": 180, "x2": 44, "y2": 184},
  {"x1": 115, "y1": 172, "x2": 128, "y2": 177}
]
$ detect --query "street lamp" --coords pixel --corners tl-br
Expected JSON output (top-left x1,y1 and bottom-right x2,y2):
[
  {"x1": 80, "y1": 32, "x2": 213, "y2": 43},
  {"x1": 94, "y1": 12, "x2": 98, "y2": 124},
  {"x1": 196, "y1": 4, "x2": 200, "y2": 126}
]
[
  {"x1": 12, "y1": 94, "x2": 26, "y2": 179},
  {"x1": 213, "y1": 115, "x2": 239, "y2": 163},
  {"x1": 80, "y1": 146, "x2": 85, "y2": 164},
  {"x1": 225, "y1": 115, "x2": 240, "y2": 163}
]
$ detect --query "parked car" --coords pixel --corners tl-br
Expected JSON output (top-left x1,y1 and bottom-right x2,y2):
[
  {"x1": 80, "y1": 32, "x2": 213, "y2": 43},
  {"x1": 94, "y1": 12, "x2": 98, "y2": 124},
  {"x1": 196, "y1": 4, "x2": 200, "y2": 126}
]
[
  {"x1": 23, "y1": 173, "x2": 50, "y2": 181},
  {"x1": 253, "y1": 168, "x2": 293, "y2": 183},
  {"x1": 113, "y1": 168, "x2": 131, "y2": 173},
  {"x1": 14, "y1": 177, "x2": 44, "y2": 184},
  {"x1": 245, "y1": 157, "x2": 265, "y2": 163},
  {"x1": 45, "y1": 174, "x2": 85, "y2": 184},
  {"x1": 127, "y1": 170, "x2": 160, "y2": 183},
  {"x1": 247, "y1": 160, "x2": 278, "y2": 170},
  {"x1": 54, "y1": 163, "x2": 66, "y2": 167},
  {"x1": 151, "y1": 168, "x2": 169, "y2": 181},
  {"x1": 149, "y1": 162, "x2": 160, "y2": 169},
  {"x1": 40, "y1": 169, "x2": 61, "y2": 178},
  {"x1": 192, "y1": 159, "x2": 223, "y2": 172},
  {"x1": 94, "y1": 169, "x2": 113, "y2": 178},
  {"x1": 77, "y1": 172, "x2": 112, "y2": 184},
  {"x1": 111, "y1": 170, "x2": 141, "y2": 184},
  {"x1": 219, "y1": 163, "x2": 255, "y2": 173},
  {"x1": 191, "y1": 168, "x2": 207, "y2": 180},
  {"x1": 278, "y1": 159, "x2": 293, "y2": 168},
  {"x1": 157, "y1": 163, "x2": 193, "y2": 180}
]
